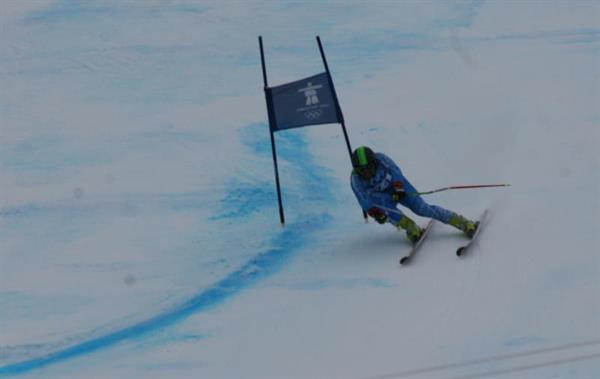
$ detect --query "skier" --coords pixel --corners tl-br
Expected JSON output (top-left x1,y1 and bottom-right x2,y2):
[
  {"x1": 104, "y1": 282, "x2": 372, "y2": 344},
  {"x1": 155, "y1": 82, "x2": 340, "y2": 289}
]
[{"x1": 350, "y1": 146, "x2": 478, "y2": 243}]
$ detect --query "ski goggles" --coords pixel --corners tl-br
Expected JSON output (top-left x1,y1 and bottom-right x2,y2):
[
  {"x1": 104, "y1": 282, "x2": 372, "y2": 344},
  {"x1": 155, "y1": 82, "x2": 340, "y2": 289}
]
[{"x1": 355, "y1": 162, "x2": 377, "y2": 179}]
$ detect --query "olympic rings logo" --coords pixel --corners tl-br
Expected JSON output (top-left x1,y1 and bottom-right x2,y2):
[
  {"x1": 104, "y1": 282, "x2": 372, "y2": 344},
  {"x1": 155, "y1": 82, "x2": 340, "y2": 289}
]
[{"x1": 304, "y1": 109, "x2": 323, "y2": 120}]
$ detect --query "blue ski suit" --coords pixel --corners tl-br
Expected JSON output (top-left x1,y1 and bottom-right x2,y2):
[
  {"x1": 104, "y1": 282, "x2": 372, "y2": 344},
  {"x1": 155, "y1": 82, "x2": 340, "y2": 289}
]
[{"x1": 351, "y1": 153, "x2": 454, "y2": 226}]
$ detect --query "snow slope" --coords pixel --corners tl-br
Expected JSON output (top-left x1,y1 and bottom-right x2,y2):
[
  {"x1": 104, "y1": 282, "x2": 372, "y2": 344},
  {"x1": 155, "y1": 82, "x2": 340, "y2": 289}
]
[{"x1": 1, "y1": 1, "x2": 599, "y2": 378}]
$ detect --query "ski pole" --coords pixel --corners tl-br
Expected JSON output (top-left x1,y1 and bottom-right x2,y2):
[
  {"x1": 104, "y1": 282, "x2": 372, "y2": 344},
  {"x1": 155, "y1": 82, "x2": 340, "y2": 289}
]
[
  {"x1": 369, "y1": 184, "x2": 510, "y2": 219},
  {"x1": 414, "y1": 183, "x2": 510, "y2": 196}
]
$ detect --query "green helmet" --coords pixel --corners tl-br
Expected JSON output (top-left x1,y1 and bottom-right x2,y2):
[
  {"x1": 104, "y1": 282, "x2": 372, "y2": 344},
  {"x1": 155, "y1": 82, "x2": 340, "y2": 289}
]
[{"x1": 352, "y1": 146, "x2": 377, "y2": 178}]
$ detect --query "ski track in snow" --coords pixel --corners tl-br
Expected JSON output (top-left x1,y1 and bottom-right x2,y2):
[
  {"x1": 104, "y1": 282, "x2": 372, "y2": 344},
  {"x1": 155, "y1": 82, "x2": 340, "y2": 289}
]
[{"x1": 0, "y1": 127, "x2": 334, "y2": 376}]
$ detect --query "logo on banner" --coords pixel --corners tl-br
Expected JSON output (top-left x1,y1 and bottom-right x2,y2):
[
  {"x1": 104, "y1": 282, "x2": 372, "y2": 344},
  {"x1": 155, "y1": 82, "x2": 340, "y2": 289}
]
[
  {"x1": 297, "y1": 81, "x2": 329, "y2": 122},
  {"x1": 298, "y1": 82, "x2": 322, "y2": 106},
  {"x1": 304, "y1": 109, "x2": 323, "y2": 120}
]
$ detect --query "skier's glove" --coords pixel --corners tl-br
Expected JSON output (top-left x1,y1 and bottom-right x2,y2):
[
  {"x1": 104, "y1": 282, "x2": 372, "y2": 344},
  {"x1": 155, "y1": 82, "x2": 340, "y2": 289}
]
[
  {"x1": 367, "y1": 207, "x2": 388, "y2": 224},
  {"x1": 391, "y1": 181, "x2": 406, "y2": 202}
]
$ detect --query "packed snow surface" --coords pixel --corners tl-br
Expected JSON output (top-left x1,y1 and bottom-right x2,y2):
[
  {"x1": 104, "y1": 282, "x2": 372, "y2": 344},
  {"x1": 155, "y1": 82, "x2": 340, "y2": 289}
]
[{"x1": 1, "y1": 1, "x2": 599, "y2": 378}]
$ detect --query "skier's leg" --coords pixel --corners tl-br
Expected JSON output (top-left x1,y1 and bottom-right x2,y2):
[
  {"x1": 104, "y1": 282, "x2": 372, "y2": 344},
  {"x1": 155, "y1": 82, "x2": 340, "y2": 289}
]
[
  {"x1": 448, "y1": 214, "x2": 478, "y2": 238},
  {"x1": 401, "y1": 195, "x2": 477, "y2": 237},
  {"x1": 379, "y1": 199, "x2": 423, "y2": 243},
  {"x1": 396, "y1": 215, "x2": 425, "y2": 243},
  {"x1": 401, "y1": 195, "x2": 454, "y2": 223}
]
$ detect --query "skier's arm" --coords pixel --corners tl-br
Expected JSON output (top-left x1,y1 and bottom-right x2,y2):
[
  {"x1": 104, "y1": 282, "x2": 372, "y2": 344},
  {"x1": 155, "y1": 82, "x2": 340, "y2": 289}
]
[
  {"x1": 351, "y1": 175, "x2": 389, "y2": 223},
  {"x1": 377, "y1": 153, "x2": 415, "y2": 198},
  {"x1": 350, "y1": 174, "x2": 374, "y2": 211}
]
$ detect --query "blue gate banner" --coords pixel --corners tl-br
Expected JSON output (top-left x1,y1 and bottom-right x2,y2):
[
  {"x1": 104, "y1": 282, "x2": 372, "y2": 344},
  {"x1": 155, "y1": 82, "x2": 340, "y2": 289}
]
[{"x1": 268, "y1": 72, "x2": 341, "y2": 131}]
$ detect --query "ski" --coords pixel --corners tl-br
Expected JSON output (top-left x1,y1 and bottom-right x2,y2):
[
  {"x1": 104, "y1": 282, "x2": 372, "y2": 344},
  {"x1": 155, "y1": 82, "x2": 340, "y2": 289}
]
[
  {"x1": 400, "y1": 219, "x2": 435, "y2": 265},
  {"x1": 456, "y1": 209, "x2": 489, "y2": 257}
]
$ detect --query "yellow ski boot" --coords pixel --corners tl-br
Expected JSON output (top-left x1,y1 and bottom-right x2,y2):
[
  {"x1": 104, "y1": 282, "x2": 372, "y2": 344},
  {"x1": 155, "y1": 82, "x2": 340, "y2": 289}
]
[
  {"x1": 449, "y1": 214, "x2": 478, "y2": 238},
  {"x1": 398, "y1": 216, "x2": 425, "y2": 244}
]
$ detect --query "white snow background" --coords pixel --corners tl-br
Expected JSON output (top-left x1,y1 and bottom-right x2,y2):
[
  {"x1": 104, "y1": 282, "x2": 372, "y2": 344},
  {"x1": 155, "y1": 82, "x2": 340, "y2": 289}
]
[{"x1": 1, "y1": 1, "x2": 599, "y2": 378}]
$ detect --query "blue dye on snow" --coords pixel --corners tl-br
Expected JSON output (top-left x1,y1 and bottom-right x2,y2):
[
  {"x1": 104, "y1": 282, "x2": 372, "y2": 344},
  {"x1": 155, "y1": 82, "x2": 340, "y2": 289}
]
[
  {"x1": 213, "y1": 125, "x2": 333, "y2": 221},
  {"x1": 211, "y1": 183, "x2": 275, "y2": 220},
  {"x1": 25, "y1": 1, "x2": 208, "y2": 25},
  {"x1": 284, "y1": 278, "x2": 396, "y2": 290},
  {"x1": 0, "y1": 214, "x2": 330, "y2": 376},
  {"x1": 0, "y1": 125, "x2": 335, "y2": 376}
]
